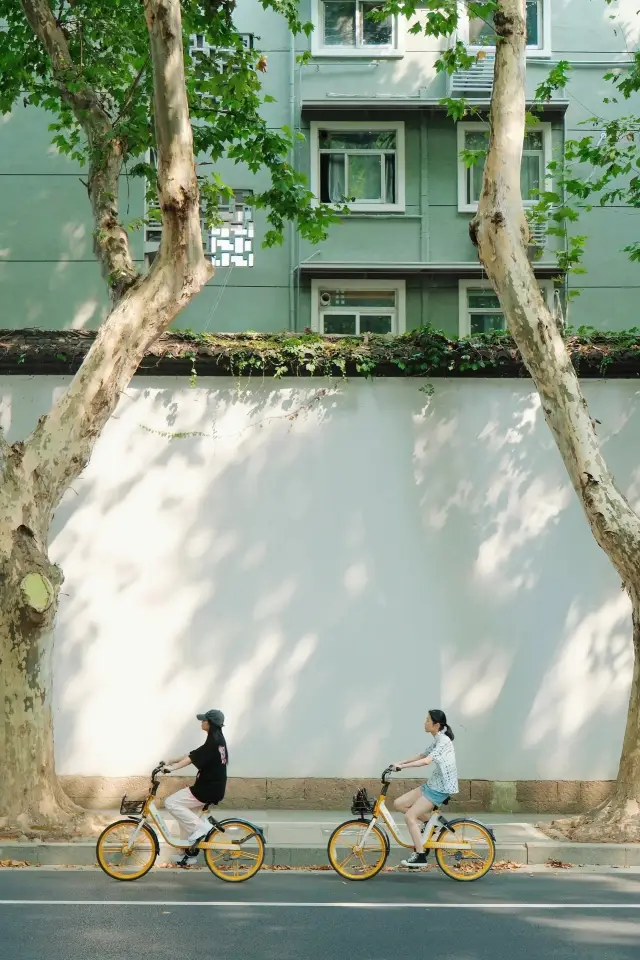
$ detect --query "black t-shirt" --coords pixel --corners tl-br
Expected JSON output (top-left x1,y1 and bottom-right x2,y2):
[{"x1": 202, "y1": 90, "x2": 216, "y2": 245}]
[{"x1": 188, "y1": 732, "x2": 228, "y2": 804}]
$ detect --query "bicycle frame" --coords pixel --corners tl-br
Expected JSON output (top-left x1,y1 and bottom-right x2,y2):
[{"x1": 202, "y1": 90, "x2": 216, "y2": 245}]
[
  {"x1": 122, "y1": 769, "x2": 246, "y2": 853},
  {"x1": 354, "y1": 775, "x2": 474, "y2": 854},
  {"x1": 127, "y1": 802, "x2": 240, "y2": 852}
]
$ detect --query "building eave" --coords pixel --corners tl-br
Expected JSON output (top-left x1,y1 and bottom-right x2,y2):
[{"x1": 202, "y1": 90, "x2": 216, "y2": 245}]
[
  {"x1": 301, "y1": 98, "x2": 570, "y2": 115},
  {"x1": 298, "y1": 260, "x2": 563, "y2": 278}
]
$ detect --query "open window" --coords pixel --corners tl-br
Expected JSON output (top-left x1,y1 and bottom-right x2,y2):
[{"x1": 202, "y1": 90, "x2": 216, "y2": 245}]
[
  {"x1": 311, "y1": 0, "x2": 403, "y2": 57},
  {"x1": 311, "y1": 121, "x2": 405, "y2": 213},
  {"x1": 460, "y1": 0, "x2": 551, "y2": 58}
]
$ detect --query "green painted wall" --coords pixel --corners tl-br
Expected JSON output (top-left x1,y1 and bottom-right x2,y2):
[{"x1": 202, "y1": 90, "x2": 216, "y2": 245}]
[{"x1": 0, "y1": 2, "x2": 638, "y2": 335}]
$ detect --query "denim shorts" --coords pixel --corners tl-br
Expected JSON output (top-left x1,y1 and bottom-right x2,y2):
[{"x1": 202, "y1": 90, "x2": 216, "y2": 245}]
[{"x1": 421, "y1": 785, "x2": 450, "y2": 806}]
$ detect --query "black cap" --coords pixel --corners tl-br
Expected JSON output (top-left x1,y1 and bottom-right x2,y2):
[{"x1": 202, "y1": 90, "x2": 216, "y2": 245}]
[{"x1": 197, "y1": 709, "x2": 225, "y2": 727}]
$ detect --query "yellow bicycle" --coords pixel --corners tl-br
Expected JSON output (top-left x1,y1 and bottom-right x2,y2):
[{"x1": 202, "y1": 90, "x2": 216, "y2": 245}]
[
  {"x1": 96, "y1": 763, "x2": 266, "y2": 882},
  {"x1": 328, "y1": 766, "x2": 496, "y2": 882}
]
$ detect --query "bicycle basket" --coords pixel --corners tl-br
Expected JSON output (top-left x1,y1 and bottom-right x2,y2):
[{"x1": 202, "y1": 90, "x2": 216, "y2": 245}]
[
  {"x1": 351, "y1": 788, "x2": 375, "y2": 818},
  {"x1": 120, "y1": 796, "x2": 146, "y2": 816}
]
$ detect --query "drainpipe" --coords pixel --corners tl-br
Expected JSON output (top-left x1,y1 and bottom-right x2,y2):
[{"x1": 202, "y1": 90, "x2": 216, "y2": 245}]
[
  {"x1": 419, "y1": 114, "x2": 429, "y2": 327},
  {"x1": 288, "y1": 31, "x2": 296, "y2": 331},
  {"x1": 561, "y1": 109, "x2": 570, "y2": 325}
]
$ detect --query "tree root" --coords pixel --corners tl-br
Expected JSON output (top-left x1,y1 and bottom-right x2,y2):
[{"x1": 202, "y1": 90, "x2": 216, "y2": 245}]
[
  {"x1": 546, "y1": 797, "x2": 640, "y2": 842},
  {"x1": 0, "y1": 809, "x2": 111, "y2": 842},
  {"x1": 0, "y1": 787, "x2": 111, "y2": 842}
]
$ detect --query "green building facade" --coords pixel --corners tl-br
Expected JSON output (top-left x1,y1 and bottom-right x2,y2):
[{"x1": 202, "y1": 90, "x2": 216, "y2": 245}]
[{"x1": 0, "y1": 1, "x2": 637, "y2": 336}]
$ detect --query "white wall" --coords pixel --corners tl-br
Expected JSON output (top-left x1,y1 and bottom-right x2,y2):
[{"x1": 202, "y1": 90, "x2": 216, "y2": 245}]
[{"x1": 2, "y1": 376, "x2": 639, "y2": 782}]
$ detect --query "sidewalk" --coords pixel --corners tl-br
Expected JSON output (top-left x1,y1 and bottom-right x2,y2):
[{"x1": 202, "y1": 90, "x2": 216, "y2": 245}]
[{"x1": 1, "y1": 810, "x2": 639, "y2": 868}]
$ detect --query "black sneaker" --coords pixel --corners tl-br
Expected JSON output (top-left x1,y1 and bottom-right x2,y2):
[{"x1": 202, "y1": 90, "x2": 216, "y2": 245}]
[
  {"x1": 174, "y1": 854, "x2": 199, "y2": 868},
  {"x1": 401, "y1": 851, "x2": 429, "y2": 869}
]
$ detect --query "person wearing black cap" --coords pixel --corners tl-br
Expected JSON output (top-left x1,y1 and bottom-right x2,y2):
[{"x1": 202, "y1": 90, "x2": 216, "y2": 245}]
[{"x1": 163, "y1": 709, "x2": 228, "y2": 865}]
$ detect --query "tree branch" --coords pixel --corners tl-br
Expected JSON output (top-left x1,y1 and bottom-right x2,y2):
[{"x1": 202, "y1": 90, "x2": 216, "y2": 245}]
[
  {"x1": 113, "y1": 54, "x2": 151, "y2": 129},
  {"x1": 143, "y1": 0, "x2": 207, "y2": 261},
  {"x1": 20, "y1": 0, "x2": 138, "y2": 302},
  {"x1": 472, "y1": 0, "x2": 640, "y2": 582},
  {"x1": 22, "y1": 0, "x2": 212, "y2": 510}
]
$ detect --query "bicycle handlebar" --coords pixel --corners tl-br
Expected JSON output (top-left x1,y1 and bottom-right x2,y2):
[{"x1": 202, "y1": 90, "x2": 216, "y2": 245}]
[
  {"x1": 151, "y1": 762, "x2": 168, "y2": 782},
  {"x1": 381, "y1": 765, "x2": 399, "y2": 782}
]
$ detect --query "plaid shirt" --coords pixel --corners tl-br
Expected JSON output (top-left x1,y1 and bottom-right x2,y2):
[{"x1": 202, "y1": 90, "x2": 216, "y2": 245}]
[{"x1": 423, "y1": 732, "x2": 459, "y2": 795}]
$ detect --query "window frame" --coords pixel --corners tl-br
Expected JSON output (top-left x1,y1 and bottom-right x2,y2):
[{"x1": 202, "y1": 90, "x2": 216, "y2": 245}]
[
  {"x1": 310, "y1": 120, "x2": 406, "y2": 213},
  {"x1": 456, "y1": 121, "x2": 552, "y2": 214},
  {"x1": 311, "y1": 0, "x2": 404, "y2": 58},
  {"x1": 311, "y1": 278, "x2": 407, "y2": 335},
  {"x1": 458, "y1": 279, "x2": 554, "y2": 337},
  {"x1": 458, "y1": 0, "x2": 551, "y2": 58}
]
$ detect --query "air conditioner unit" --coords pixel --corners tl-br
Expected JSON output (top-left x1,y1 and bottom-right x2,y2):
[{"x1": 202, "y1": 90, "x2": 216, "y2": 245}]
[
  {"x1": 526, "y1": 211, "x2": 548, "y2": 248},
  {"x1": 145, "y1": 223, "x2": 162, "y2": 244},
  {"x1": 448, "y1": 56, "x2": 495, "y2": 97}
]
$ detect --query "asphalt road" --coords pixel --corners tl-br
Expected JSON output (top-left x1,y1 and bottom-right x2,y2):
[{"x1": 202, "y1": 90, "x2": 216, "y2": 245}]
[{"x1": 1, "y1": 869, "x2": 640, "y2": 959}]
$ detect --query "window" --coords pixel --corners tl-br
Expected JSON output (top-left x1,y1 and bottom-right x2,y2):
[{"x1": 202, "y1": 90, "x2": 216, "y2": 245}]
[
  {"x1": 463, "y1": 0, "x2": 550, "y2": 57},
  {"x1": 311, "y1": 0, "x2": 402, "y2": 56},
  {"x1": 458, "y1": 280, "x2": 553, "y2": 336},
  {"x1": 457, "y1": 122, "x2": 551, "y2": 213},
  {"x1": 311, "y1": 279, "x2": 406, "y2": 335},
  {"x1": 310, "y1": 121, "x2": 405, "y2": 213}
]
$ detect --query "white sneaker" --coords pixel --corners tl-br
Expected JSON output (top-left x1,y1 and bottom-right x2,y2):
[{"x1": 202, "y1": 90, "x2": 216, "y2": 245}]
[{"x1": 187, "y1": 827, "x2": 209, "y2": 845}]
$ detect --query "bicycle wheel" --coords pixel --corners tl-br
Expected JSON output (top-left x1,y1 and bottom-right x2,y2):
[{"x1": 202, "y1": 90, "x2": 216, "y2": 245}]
[
  {"x1": 203, "y1": 819, "x2": 265, "y2": 882},
  {"x1": 327, "y1": 819, "x2": 389, "y2": 881},
  {"x1": 96, "y1": 819, "x2": 158, "y2": 881},
  {"x1": 434, "y1": 818, "x2": 496, "y2": 882}
]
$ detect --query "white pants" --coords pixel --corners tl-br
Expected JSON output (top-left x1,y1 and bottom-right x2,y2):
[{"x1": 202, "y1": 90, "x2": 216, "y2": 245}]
[{"x1": 164, "y1": 787, "x2": 207, "y2": 843}]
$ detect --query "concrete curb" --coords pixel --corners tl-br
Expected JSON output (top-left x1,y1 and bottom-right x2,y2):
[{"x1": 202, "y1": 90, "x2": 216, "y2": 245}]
[{"x1": 1, "y1": 840, "x2": 639, "y2": 868}]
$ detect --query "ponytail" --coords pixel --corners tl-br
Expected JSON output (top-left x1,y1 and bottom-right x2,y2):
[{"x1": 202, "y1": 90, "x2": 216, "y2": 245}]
[{"x1": 429, "y1": 709, "x2": 454, "y2": 741}]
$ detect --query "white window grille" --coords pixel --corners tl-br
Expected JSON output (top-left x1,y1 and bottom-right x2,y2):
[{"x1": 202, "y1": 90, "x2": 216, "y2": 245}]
[{"x1": 208, "y1": 190, "x2": 254, "y2": 268}]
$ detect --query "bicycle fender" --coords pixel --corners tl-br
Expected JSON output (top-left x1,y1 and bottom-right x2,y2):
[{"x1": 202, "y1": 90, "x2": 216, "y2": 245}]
[
  {"x1": 217, "y1": 817, "x2": 267, "y2": 845},
  {"x1": 437, "y1": 817, "x2": 496, "y2": 842}
]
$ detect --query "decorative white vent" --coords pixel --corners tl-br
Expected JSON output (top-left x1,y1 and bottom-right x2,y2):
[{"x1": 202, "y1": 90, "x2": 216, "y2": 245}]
[
  {"x1": 188, "y1": 33, "x2": 254, "y2": 57},
  {"x1": 448, "y1": 56, "x2": 495, "y2": 96},
  {"x1": 208, "y1": 190, "x2": 254, "y2": 268}
]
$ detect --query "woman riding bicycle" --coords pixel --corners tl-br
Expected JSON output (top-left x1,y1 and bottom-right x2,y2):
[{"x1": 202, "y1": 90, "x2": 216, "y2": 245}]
[
  {"x1": 392, "y1": 709, "x2": 458, "y2": 868},
  {"x1": 163, "y1": 709, "x2": 228, "y2": 865}
]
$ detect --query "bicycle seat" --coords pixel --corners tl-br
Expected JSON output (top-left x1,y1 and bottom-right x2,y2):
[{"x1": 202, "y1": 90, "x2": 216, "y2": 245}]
[
  {"x1": 201, "y1": 802, "x2": 219, "y2": 812},
  {"x1": 433, "y1": 798, "x2": 450, "y2": 811}
]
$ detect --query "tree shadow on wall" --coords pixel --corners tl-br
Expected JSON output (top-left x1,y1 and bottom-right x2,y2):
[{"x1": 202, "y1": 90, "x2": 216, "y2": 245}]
[
  {"x1": 49, "y1": 375, "x2": 426, "y2": 787},
  {"x1": 408, "y1": 378, "x2": 640, "y2": 783}
]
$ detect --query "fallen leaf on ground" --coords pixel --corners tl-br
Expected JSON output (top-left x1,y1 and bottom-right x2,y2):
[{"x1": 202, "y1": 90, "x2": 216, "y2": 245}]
[
  {"x1": 492, "y1": 860, "x2": 524, "y2": 873},
  {"x1": 0, "y1": 860, "x2": 29, "y2": 868},
  {"x1": 546, "y1": 859, "x2": 573, "y2": 869}
]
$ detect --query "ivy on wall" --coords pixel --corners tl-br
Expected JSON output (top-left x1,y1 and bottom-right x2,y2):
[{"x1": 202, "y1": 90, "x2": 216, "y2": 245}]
[{"x1": 1, "y1": 326, "x2": 640, "y2": 379}]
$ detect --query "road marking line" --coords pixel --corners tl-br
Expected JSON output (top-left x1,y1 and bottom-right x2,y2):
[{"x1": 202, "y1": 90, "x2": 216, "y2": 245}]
[{"x1": 0, "y1": 901, "x2": 640, "y2": 909}]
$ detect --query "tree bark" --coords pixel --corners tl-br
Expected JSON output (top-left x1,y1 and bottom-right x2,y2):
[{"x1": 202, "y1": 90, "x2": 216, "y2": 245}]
[
  {"x1": 0, "y1": 451, "x2": 80, "y2": 831},
  {"x1": 472, "y1": 0, "x2": 640, "y2": 839},
  {"x1": 0, "y1": 0, "x2": 213, "y2": 831}
]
